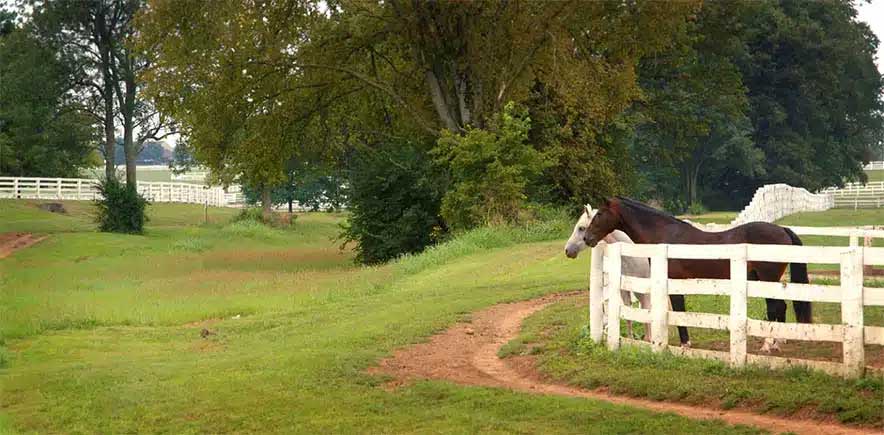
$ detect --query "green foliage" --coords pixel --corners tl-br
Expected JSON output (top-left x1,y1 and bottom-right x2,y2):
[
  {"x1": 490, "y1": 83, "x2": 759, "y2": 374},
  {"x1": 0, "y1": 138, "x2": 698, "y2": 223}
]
[
  {"x1": 231, "y1": 207, "x2": 296, "y2": 229},
  {"x1": 93, "y1": 177, "x2": 148, "y2": 234},
  {"x1": 243, "y1": 161, "x2": 346, "y2": 212},
  {"x1": 432, "y1": 103, "x2": 550, "y2": 230},
  {"x1": 341, "y1": 141, "x2": 444, "y2": 264},
  {"x1": 0, "y1": 20, "x2": 98, "y2": 177}
]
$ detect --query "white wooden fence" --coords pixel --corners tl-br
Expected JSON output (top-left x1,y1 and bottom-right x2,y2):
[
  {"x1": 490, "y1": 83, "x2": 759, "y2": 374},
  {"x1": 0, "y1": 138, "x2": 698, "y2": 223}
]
[
  {"x1": 589, "y1": 240, "x2": 884, "y2": 378},
  {"x1": 863, "y1": 161, "x2": 884, "y2": 171},
  {"x1": 822, "y1": 181, "x2": 884, "y2": 209},
  {"x1": 729, "y1": 184, "x2": 833, "y2": 225},
  {"x1": 0, "y1": 177, "x2": 244, "y2": 207}
]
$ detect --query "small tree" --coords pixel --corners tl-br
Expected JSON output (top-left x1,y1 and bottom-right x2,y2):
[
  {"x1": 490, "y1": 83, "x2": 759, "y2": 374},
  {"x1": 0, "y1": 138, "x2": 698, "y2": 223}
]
[
  {"x1": 432, "y1": 103, "x2": 550, "y2": 230},
  {"x1": 341, "y1": 141, "x2": 444, "y2": 264},
  {"x1": 94, "y1": 177, "x2": 148, "y2": 234}
]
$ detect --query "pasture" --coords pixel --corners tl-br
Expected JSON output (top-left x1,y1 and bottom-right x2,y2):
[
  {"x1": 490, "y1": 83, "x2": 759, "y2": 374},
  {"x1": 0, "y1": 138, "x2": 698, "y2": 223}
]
[
  {"x1": 0, "y1": 200, "x2": 765, "y2": 434},
  {"x1": 0, "y1": 200, "x2": 881, "y2": 433}
]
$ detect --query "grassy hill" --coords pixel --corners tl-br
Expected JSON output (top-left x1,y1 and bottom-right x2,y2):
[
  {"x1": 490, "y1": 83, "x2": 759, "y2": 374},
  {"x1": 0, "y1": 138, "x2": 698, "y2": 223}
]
[
  {"x1": 0, "y1": 200, "x2": 765, "y2": 434},
  {"x1": 1, "y1": 200, "x2": 881, "y2": 432}
]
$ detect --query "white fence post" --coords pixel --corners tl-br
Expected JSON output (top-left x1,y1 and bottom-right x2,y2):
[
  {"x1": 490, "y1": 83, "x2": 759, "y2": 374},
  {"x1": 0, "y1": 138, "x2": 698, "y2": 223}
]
[
  {"x1": 650, "y1": 244, "x2": 669, "y2": 352},
  {"x1": 589, "y1": 244, "x2": 605, "y2": 343},
  {"x1": 729, "y1": 244, "x2": 749, "y2": 368},
  {"x1": 840, "y1": 247, "x2": 865, "y2": 378},
  {"x1": 605, "y1": 243, "x2": 623, "y2": 351},
  {"x1": 56, "y1": 178, "x2": 62, "y2": 199}
]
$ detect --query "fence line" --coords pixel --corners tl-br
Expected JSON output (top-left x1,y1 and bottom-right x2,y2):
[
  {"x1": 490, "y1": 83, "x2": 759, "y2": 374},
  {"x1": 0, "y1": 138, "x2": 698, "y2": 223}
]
[
  {"x1": 863, "y1": 161, "x2": 884, "y2": 171},
  {"x1": 0, "y1": 177, "x2": 244, "y2": 208},
  {"x1": 729, "y1": 184, "x2": 834, "y2": 226},
  {"x1": 590, "y1": 241, "x2": 884, "y2": 378}
]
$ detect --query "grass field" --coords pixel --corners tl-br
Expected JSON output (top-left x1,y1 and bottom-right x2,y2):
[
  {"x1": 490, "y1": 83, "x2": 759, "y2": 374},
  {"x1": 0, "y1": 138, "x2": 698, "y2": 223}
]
[
  {"x1": 865, "y1": 170, "x2": 884, "y2": 182},
  {"x1": 0, "y1": 200, "x2": 768, "y2": 434}
]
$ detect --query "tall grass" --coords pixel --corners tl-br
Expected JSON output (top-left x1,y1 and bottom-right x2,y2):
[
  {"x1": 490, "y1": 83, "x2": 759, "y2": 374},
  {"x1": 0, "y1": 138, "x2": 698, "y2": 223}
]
[{"x1": 394, "y1": 207, "x2": 572, "y2": 275}]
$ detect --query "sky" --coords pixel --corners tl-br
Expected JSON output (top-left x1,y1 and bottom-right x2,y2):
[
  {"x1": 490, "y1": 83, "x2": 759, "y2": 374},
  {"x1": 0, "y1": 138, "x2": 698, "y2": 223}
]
[{"x1": 857, "y1": 0, "x2": 884, "y2": 74}]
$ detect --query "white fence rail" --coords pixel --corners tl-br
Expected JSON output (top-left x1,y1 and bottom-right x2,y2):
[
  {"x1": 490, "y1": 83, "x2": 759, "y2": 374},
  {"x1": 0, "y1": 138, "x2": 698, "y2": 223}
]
[
  {"x1": 729, "y1": 184, "x2": 833, "y2": 225},
  {"x1": 589, "y1": 241, "x2": 884, "y2": 378},
  {"x1": 0, "y1": 177, "x2": 244, "y2": 208},
  {"x1": 822, "y1": 181, "x2": 884, "y2": 209},
  {"x1": 863, "y1": 161, "x2": 884, "y2": 171}
]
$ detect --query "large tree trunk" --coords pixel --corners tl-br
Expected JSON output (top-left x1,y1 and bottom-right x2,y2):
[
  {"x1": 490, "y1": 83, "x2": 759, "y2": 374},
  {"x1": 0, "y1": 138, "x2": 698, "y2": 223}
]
[
  {"x1": 101, "y1": 63, "x2": 116, "y2": 180},
  {"x1": 261, "y1": 185, "x2": 273, "y2": 220},
  {"x1": 121, "y1": 67, "x2": 138, "y2": 187}
]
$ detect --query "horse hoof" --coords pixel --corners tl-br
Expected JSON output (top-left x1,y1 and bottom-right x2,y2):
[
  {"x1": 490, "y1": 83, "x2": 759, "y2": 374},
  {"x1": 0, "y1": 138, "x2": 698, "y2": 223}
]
[{"x1": 681, "y1": 341, "x2": 692, "y2": 349}]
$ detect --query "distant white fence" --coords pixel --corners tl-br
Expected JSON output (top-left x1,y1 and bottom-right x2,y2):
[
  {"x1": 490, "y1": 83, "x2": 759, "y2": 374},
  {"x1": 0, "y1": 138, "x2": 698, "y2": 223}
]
[
  {"x1": 0, "y1": 177, "x2": 244, "y2": 208},
  {"x1": 589, "y1": 241, "x2": 884, "y2": 379},
  {"x1": 863, "y1": 161, "x2": 884, "y2": 171},
  {"x1": 822, "y1": 181, "x2": 884, "y2": 209},
  {"x1": 729, "y1": 184, "x2": 833, "y2": 226}
]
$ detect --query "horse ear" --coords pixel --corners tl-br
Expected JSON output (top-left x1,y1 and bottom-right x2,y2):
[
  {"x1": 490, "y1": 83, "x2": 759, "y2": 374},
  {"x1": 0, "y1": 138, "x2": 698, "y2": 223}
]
[
  {"x1": 604, "y1": 197, "x2": 614, "y2": 208},
  {"x1": 584, "y1": 205, "x2": 592, "y2": 216}
]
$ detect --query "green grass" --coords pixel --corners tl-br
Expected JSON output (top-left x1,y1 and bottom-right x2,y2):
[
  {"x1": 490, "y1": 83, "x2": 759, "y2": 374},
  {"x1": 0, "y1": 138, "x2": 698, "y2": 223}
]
[
  {"x1": 0, "y1": 201, "x2": 763, "y2": 434},
  {"x1": 504, "y1": 297, "x2": 883, "y2": 427},
  {"x1": 865, "y1": 170, "x2": 884, "y2": 182}
]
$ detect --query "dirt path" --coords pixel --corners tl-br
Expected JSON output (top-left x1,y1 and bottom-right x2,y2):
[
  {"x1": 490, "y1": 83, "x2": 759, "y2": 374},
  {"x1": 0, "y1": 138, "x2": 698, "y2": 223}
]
[
  {"x1": 372, "y1": 293, "x2": 877, "y2": 435},
  {"x1": 0, "y1": 232, "x2": 47, "y2": 259}
]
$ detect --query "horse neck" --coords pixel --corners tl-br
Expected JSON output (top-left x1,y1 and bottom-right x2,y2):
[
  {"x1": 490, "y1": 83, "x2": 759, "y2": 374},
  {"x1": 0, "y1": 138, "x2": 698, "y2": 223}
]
[{"x1": 617, "y1": 204, "x2": 679, "y2": 244}]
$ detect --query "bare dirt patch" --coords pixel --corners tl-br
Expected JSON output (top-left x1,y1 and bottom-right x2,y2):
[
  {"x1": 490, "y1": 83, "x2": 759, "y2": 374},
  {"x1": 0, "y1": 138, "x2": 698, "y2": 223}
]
[
  {"x1": 0, "y1": 232, "x2": 48, "y2": 259},
  {"x1": 371, "y1": 292, "x2": 874, "y2": 435}
]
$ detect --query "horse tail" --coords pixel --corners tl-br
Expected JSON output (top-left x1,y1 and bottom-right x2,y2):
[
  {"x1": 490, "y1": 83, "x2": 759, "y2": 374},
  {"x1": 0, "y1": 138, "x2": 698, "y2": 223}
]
[{"x1": 784, "y1": 227, "x2": 813, "y2": 323}]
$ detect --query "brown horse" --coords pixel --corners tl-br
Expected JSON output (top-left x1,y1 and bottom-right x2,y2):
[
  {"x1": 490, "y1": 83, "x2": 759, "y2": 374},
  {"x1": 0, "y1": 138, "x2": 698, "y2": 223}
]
[{"x1": 583, "y1": 197, "x2": 812, "y2": 351}]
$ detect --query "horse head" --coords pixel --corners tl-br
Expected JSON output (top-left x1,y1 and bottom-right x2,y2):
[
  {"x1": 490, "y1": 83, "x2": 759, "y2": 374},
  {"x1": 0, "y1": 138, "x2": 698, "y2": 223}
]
[
  {"x1": 564, "y1": 205, "x2": 595, "y2": 258},
  {"x1": 583, "y1": 198, "x2": 622, "y2": 248}
]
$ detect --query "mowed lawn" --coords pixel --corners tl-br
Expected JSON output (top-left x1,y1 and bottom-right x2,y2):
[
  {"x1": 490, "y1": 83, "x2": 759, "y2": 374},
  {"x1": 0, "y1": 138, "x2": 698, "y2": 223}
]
[{"x1": 0, "y1": 200, "x2": 764, "y2": 434}]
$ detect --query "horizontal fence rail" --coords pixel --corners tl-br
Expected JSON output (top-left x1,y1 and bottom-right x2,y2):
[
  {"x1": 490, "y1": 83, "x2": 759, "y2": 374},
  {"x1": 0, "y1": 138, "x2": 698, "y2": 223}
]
[
  {"x1": 0, "y1": 177, "x2": 245, "y2": 208},
  {"x1": 863, "y1": 161, "x2": 884, "y2": 171},
  {"x1": 590, "y1": 241, "x2": 884, "y2": 379}
]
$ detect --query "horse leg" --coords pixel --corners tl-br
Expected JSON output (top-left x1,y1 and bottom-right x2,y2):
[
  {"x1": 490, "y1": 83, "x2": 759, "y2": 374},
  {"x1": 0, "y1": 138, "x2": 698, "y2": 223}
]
[
  {"x1": 761, "y1": 298, "x2": 787, "y2": 352},
  {"x1": 621, "y1": 290, "x2": 634, "y2": 338},
  {"x1": 637, "y1": 292, "x2": 651, "y2": 341},
  {"x1": 755, "y1": 264, "x2": 788, "y2": 353},
  {"x1": 669, "y1": 294, "x2": 690, "y2": 348}
]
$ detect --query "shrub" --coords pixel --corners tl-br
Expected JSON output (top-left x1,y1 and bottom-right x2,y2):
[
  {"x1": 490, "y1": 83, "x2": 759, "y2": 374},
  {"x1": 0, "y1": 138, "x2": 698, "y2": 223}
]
[
  {"x1": 93, "y1": 177, "x2": 148, "y2": 234},
  {"x1": 341, "y1": 141, "x2": 445, "y2": 265},
  {"x1": 232, "y1": 207, "x2": 296, "y2": 228},
  {"x1": 432, "y1": 102, "x2": 551, "y2": 231},
  {"x1": 686, "y1": 201, "x2": 708, "y2": 216}
]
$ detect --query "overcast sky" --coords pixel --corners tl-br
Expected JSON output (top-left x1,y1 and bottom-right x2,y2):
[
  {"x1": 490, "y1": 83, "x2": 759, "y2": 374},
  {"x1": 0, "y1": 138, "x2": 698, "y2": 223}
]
[{"x1": 857, "y1": 0, "x2": 884, "y2": 74}]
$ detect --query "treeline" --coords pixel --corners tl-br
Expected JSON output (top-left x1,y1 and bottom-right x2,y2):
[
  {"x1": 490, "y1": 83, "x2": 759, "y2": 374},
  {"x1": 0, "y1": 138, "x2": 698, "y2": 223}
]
[{"x1": 2, "y1": 1, "x2": 882, "y2": 263}]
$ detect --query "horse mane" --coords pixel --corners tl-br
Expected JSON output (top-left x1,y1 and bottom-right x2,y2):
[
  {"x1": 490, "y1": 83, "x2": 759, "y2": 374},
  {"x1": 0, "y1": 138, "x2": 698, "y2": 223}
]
[{"x1": 614, "y1": 196, "x2": 692, "y2": 226}]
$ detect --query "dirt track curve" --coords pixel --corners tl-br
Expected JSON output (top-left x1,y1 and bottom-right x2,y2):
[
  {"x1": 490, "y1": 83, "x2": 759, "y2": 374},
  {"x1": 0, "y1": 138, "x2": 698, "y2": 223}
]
[
  {"x1": 0, "y1": 232, "x2": 47, "y2": 259},
  {"x1": 372, "y1": 292, "x2": 877, "y2": 435}
]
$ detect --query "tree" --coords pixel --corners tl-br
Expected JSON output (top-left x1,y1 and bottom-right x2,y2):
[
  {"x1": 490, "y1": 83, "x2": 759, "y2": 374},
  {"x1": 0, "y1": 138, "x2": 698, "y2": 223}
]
[
  {"x1": 634, "y1": 1, "x2": 758, "y2": 209},
  {"x1": 736, "y1": 0, "x2": 884, "y2": 195},
  {"x1": 29, "y1": 0, "x2": 172, "y2": 185},
  {"x1": 432, "y1": 102, "x2": 549, "y2": 230},
  {"x1": 135, "y1": 0, "x2": 698, "y2": 222},
  {"x1": 0, "y1": 10, "x2": 98, "y2": 177}
]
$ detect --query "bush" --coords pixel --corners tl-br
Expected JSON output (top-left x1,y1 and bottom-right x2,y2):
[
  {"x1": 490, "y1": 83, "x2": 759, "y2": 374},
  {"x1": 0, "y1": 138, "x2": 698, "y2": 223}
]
[
  {"x1": 432, "y1": 102, "x2": 551, "y2": 231},
  {"x1": 686, "y1": 201, "x2": 708, "y2": 215},
  {"x1": 93, "y1": 177, "x2": 148, "y2": 234},
  {"x1": 341, "y1": 141, "x2": 445, "y2": 265},
  {"x1": 232, "y1": 207, "x2": 296, "y2": 228}
]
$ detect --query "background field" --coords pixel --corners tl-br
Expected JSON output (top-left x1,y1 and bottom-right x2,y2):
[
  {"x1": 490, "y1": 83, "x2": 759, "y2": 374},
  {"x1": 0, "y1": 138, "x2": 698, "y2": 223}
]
[
  {"x1": 0, "y1": 200, "x2": 766, "y2": 434},
  {"x1": 0, "y1": 200, "x2": 881, "y2": 433}
]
